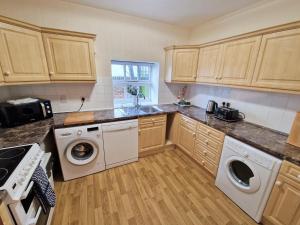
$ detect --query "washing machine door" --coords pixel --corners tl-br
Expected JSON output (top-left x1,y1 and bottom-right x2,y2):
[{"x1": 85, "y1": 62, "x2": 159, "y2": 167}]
[
  {"x1": 225, "y1": 156, "x2": 261, "y2": 193},
  {"x1": 65, "y1": 139, "x2": 98, "y2": 165}
]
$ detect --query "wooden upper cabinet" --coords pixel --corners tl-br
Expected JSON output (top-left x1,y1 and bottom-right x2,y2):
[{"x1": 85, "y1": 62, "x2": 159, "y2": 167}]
[
  {"x1": 218, "y1": 36, "x2": 262, "y2": 86},
  {"x1": 197, "y1": 44, "x2": 223, "y2": 84},
  {"x1": 0, "y1": 23, "x2": 49, "y2": 83},
  {"x1": 252, "y1": 28, "x2": 300, "y2": 91},
  {"x1": 42, "y1": 33, "x2": 96, "y2": 81},
  {"x1": 165, "y1": 48, "x2": 199, "y2": 82}
]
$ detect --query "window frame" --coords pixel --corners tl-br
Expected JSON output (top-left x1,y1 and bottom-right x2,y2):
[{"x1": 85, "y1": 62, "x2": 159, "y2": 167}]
[{"x1": 111, "y1": 60, "x2": 154, "y2": 107}]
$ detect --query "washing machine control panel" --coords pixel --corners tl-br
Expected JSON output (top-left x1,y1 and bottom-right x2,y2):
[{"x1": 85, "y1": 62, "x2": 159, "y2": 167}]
[
  {"x1": 77, "y1": 130, "x2": 83, "y2": 136},
  {"x1": 225, "y1": 137, "x2": 275, "y2": 170}
]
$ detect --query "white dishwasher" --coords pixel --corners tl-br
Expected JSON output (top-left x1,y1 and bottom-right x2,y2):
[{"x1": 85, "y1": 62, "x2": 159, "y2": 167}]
[{"x1": 102, "y1": 119, "x2": 138, "y2": 169}]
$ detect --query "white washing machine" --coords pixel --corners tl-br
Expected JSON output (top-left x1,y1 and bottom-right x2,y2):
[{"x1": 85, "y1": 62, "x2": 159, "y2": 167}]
[
  {"x1": 54, "y1": 124, "x2": 105, "y2": 181},
  {"x1": 215, "y1": 136, "x2": 282, "y2": 223}
]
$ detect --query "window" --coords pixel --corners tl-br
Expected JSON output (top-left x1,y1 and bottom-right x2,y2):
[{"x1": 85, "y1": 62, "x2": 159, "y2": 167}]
[{"x1": 111, "y1": 60, "x2": 156, "y2": 107}]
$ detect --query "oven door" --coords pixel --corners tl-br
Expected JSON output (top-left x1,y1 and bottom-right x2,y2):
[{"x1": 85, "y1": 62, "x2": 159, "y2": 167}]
[{"x1": 8, "y1": 153, "x2": 53, "y2": 225}]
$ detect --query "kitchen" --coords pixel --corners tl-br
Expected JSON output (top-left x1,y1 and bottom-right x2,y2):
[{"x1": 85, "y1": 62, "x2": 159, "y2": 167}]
[{"x1": 0, "y1": 0, "x2": 300, "y2": 225}]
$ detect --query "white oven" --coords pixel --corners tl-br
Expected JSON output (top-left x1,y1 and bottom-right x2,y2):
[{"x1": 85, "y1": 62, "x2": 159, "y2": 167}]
[{"x1": 8, "y1": 153, "x2": 54, "y2": 225}]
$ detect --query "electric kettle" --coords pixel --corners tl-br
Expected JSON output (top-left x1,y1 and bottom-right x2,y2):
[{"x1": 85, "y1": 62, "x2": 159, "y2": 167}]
[{"x1": 206, "y1": 100, "x2": 218, "y2": 114}]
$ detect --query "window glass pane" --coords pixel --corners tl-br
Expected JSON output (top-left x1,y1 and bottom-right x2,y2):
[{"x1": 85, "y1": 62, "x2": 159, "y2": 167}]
[
  {"x1": 111, "y1": 64, "x2": 124, "y2": 81},
  {"x1": 139, "y1": 65, "x2": 150, "y2": 81},
  {"x1": 125, "y1": 65, "x2": 138, "y2": 81},
  {"x1": 139, "y1": 85, "x2": 150, "y2": 100}
]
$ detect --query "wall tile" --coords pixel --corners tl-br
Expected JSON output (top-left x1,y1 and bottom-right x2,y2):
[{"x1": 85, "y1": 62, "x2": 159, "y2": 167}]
[{"x1": 187, "y1": 85, "x2": 298, "y2": 133}]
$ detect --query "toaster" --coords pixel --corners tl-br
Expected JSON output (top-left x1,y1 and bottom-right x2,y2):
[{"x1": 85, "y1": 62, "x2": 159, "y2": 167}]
[{"x1": 214, "y1": 106, "x2": 244, "y2": 122}]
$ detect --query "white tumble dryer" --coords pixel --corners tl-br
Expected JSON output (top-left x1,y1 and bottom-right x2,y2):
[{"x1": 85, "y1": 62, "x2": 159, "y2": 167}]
[
  {"x1": 54, "y1": 124, "x2": 106, "y2": 181},
  {"x1": 215, "y1": 136, "x2": 282, "y2": 223}
]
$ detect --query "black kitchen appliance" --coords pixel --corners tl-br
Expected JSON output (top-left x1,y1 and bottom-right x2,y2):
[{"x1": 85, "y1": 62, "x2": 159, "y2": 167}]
[
  {"x1": 0, "y1": 98, "x2": 53, "y2": 127},
  {"x1": 214, "y1": 102, "x2": 245, "y2": 122},
  {"x1": 206, "y1": 100, "x2": 218, "y2": 114}
]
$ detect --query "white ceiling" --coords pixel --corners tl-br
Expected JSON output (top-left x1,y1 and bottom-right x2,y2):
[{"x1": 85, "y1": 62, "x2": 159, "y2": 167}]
[{"x1": 63, "y1": 0, "x2": 262, "y2": 28}]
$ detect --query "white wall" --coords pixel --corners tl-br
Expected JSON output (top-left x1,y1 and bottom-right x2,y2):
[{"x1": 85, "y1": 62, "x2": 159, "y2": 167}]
[
  {"x1": 186, "y1": 0, "x2": 300, "y2": 133},
  {"x1": 189, "y1": 0, "x2": 300, "y2": 44},
  {"x1": 0, "y1": 0, "x2": 189, "y2": 112}
]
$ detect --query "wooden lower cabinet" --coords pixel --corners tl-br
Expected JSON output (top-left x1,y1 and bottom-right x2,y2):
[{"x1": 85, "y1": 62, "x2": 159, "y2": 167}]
[
  {"x1": 263, "y1": 161, "x2": 300, "y2": 225},
  {"x1": 0, "y1": 202, "x2": 13, "y2": 225},
  {"x1": 194, "y1": 123, "x2": 225, "y2": 176},
  {"x1": 177, "y1": 115, "x2": 197, "y2": 156},
  {"x1": 175, "y1": 114, "x2": 225, "y2": 176},
  {"x1": 139, "y1": 115, "x2": 166, "y2": 155},
  {"x1": 0, "y1": 65, "x2": 3, "y2": 84}
]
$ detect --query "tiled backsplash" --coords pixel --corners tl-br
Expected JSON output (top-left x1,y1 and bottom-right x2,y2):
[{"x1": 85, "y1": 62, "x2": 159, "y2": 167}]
[
  {"x1": 3, "y1": 78, "x2": 181, "y2": 113},
  {"x1": 187, "y1": 84, "x2": 300, "y2": 134}
]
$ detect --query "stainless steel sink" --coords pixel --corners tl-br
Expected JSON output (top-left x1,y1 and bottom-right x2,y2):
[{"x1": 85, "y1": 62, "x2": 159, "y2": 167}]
[
  {"x1": 139, "y1": 106, "x2": 162, "y2": 114},
  {"x1": 119, "y1": 106, "x2": 162, "y2": 116}
]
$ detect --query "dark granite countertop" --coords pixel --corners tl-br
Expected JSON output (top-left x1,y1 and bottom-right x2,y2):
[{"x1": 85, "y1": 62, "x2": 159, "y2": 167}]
[
  {"x1": 0, "y1": 119, "x2": 53, "y2": 149},
  {"x1": 1, "y1": 104, "x2": 300, "y2": 166}
]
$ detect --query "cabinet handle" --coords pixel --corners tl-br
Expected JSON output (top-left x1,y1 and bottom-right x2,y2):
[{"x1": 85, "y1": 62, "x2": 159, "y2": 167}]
[
  {"x1": 206, "y1": 130, "x2": 210, "y2": 135},
  {"x1": 49, "y1": 71, "x2": 54, "y2": 76},
  {"x1": 275, "y1": 181, "x2": 282, "y2": 187},
  {"x1": 3, "y1": 71, "x2": 10, "y2": 76},
  {"x1": 138, "y1": 130, "x2": 141, "y2": 135},
  {"x1": 193, "y1": 133, "x2": 196, "y2": 138},
  {"x1": 205, "y1": 140, "x2": 209, "y2": 145},
  {"x1": 203, "y1": 151, "x2": 207, "y2": 155},
  {"x1": 202, "y1": 160, "x2": 205, "y2": 165}
]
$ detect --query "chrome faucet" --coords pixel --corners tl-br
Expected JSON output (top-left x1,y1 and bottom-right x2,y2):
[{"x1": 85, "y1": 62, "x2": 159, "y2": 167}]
[{"x1": 136, "y1": 92, "x2": 145, "y2": 107}]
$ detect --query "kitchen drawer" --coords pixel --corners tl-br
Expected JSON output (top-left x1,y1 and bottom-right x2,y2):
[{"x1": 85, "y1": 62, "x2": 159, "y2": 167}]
[
  {"x1": 180, "y1": 114, "x2": 197, "y2": 130},
  {"x1": 197, "y1": 123, "x2": 225, "y2": 142},
  {"x1": 194, "y1": 152, "x2": 218, "y2": 176},
  {"x1": 196, "y1": 132, "x2": 223, "y2": 153},
  {"x1": 281, "y1": 160, "x2": 300, "y2": 183},
  {"x1": 195, "y1": 141, "x2": 220, "y2": 164},
  {"x1": 139, "y1": 115, "x2": 166, "y2": 125},
  {"x1": 139, "y1": 121, "x2": 166, "y2": 129}
]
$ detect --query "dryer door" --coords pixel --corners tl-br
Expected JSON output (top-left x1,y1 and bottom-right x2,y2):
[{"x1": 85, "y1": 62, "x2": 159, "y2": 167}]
[
  {"x1": 225, "y1": 156, "x2": 261, "y2": 193},
  {"x1": 65, "y1": 139, "x2": 98, "y2": 165}
]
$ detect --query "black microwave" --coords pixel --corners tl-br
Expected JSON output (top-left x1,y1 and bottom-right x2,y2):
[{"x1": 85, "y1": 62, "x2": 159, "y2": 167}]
[{"x1": 0, "y1": 98, "x2": 53, "y2": 127}]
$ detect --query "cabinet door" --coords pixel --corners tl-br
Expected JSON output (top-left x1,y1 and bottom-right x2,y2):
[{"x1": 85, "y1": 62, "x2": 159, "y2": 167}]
[
  {"x1": 0, "y1": 202, "x2": 14, "y2": 225},
  {"x1": 0, "y1": 23, "x2": 49, "y2": 83},
  {"x1": 139, "y1": 123, "x2": 166, "y2": 152},
  {"x1": 218, "y1": 36, "x2": 261, "y2": 86},
  {"x1": 263, "y1": 175, "x2": 300, "y2": 225},
  {"x1": 177, "y1": 124, "x2": 196, "y2": 156},
  {"x1": 0, "y1": 65, "x2": 3, "y2": 83},
  {"x1": 43, "y1": 33, "x2": 96, "y2": 81},
  {"x1": 172, "y1": 48, "x2": 199, "y2": 82},
  {"x1": 252, "y1": 28, "x2": 300, "y2": 91},
  {"x1": 197, "y1": 44, "x2": 222, "y2": 84}
]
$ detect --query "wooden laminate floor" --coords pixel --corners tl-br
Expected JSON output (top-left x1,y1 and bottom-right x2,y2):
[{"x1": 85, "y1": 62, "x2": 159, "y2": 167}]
[{"x1": 52, "y1": 148, "x2": 258, "y2": 225}]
